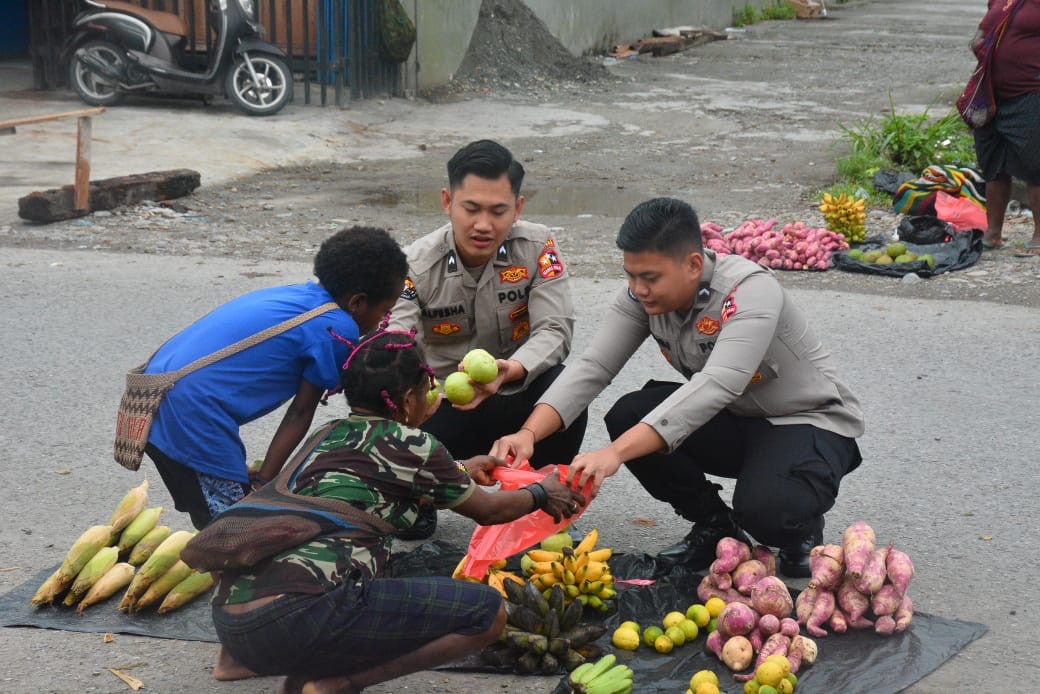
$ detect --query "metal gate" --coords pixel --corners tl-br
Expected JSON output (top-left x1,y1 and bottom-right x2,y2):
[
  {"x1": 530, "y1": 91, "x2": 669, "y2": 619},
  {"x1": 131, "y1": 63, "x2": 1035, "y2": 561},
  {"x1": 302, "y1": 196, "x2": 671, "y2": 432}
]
[{"x1": 28, "y1": 0, "x2": 402, "y2": 105}]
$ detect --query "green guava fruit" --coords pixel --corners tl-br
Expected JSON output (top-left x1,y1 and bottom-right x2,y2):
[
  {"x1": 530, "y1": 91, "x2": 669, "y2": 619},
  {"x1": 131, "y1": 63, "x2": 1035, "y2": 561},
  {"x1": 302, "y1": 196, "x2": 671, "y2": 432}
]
[
  {"x1": 847, "y1": 248, "x2": 864, "y2": 260},
  {"x1": 886, "y1": 242, "x2": 907, "y2": 258},
  {"x1": 462, "y1": 348, "x2": 498, "y2": 384},
  {"x1": 443, "y1": 371, "x2": 475, "y2": 405},
  {"x1": 425, "y1": 378, "x2": 440, "y2": 408}
]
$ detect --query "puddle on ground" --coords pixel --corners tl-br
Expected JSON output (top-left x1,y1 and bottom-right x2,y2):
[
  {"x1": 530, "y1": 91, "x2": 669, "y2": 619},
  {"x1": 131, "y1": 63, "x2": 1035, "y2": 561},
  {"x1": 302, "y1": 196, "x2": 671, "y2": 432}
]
[{"x1": 359, "y1": 185, "x2": 650, "y2": 218}]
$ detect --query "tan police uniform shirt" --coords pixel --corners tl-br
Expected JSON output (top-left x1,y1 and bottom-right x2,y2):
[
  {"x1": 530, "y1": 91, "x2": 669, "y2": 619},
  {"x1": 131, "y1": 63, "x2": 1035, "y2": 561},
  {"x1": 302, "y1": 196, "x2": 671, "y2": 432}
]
[
  {"x1": 538, "y1": 251, "x2": 864, "y2": 451},
  {"x1": 388, "y1": 220, "x2": 575, "y2": 394}
]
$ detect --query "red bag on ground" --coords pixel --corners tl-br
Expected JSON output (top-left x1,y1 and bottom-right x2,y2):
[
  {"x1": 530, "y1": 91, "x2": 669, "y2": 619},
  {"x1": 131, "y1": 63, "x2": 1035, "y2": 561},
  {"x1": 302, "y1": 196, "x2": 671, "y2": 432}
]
[
  {"x1": 461, "y1": 461, "x2": 592, "y2": 578},
  {"x1": 934, "y1": 192, "x2": 987, "y2": 232}
]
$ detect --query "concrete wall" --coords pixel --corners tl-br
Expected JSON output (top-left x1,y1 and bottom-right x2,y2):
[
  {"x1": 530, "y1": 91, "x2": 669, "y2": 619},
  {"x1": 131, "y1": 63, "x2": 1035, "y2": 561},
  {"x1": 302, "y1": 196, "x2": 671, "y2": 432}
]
[{"x1": 408, "y1": 0, "x2": 771, "y2": 91}]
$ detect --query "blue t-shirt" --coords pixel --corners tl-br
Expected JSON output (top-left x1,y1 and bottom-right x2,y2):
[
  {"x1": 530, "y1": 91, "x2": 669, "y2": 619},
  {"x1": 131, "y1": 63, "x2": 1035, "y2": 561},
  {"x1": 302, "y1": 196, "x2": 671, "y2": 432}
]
[{"x1": 145, "y1": 282, "x2": 357, "y2": 482}]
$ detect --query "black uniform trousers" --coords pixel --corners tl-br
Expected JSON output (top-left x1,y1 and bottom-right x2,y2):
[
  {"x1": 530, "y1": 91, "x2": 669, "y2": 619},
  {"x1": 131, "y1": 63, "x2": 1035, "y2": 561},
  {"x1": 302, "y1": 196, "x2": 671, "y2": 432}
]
[
  {"x1": 422, "y1": 363, "x2": 588, "y2": 469},
  {"x1": 604, "y1": 381, "x2": 862, "y2": 547}
]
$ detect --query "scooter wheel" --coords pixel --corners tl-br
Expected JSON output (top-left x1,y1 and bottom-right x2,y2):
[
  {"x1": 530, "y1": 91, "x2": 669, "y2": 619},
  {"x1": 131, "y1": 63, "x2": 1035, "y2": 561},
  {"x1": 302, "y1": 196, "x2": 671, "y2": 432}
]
[
  {"x1": 68, "y1": 40, "x2": 127, "y2": 106},
  {"x1": 226, "y1": 54, "x2": 293, "y2": 116}
]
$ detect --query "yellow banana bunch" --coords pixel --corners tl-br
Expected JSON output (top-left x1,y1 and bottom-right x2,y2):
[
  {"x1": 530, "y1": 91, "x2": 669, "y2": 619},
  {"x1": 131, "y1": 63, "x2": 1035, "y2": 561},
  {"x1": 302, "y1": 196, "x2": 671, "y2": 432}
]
[
  {"x1": 819, "y1": 192, "x2": 868, "y2": 243},
  {"x1": 521, "y1": 530, "x2": 617, "y2": 612},
  {"x1": 452, "y1": 554, "x2": 525, "y2": 597}
]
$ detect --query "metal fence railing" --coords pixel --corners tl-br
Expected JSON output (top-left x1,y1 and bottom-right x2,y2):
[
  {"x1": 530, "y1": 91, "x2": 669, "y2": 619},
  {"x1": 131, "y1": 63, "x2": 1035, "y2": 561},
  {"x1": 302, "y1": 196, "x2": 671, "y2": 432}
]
[{"x1": 28, "y1": 0, "x2": 401, "y2": 105}]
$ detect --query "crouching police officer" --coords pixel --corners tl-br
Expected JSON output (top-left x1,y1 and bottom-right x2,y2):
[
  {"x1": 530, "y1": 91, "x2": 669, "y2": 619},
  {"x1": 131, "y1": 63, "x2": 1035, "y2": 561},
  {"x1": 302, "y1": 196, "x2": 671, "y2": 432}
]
[
  {"x1": 388, "y1": 139, "x2": 588, "y2": 539},
  {"x1": 492, "y1": 197, "x2": 863, "y2": 577}
]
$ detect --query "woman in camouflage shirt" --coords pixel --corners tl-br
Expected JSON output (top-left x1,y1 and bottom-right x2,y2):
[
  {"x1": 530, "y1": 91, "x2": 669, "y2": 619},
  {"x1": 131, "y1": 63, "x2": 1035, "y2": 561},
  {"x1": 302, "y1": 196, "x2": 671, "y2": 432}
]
[{"x1": 211, "y1": 330, "x2": 584, "y2": 693}]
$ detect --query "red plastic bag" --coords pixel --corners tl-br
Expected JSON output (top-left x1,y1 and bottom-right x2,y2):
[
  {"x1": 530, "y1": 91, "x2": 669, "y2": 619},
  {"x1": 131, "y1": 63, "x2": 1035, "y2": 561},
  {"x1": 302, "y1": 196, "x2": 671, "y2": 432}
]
[
  {"x1": 461, "y1": 461, "x2": 591, "y2": 578},
  {"x1": 934, "y1": 192, "x2": 987, "y2": 232}
]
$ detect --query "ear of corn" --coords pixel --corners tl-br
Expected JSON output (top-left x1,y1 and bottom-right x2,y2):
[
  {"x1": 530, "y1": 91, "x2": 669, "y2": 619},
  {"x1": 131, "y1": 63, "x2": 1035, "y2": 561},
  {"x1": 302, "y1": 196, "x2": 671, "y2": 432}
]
[
  {"x1": 127, "y1": 525, "x2": 171, "y2": 566},
  {"x1": 63, "y1": 546, "x2": 119, "y2": 606},
  {"x1": 57, "y1": 525, "x2": 114, "y2": 582},
  {"x1": 157, "y1": 571, "x2": 214, "y2": 614},
  {"x1": 109, "y1": 480, "x2": 149, "y2": 533},
  {"x1": 77, "y1": 563, "x2": 135, "y2": 614},
  {"x1": 117, "y1": 507, "x2": 164, "y2": 556},
  {"x1": 30, "y1": 568, "x2": 73, "y2": 606},
  {"x1": 133, "y1": 560, "x2": 193, "y2": 612},
  {"x1": 120, "y1": 530, "x2": 195, "y2": 610}
]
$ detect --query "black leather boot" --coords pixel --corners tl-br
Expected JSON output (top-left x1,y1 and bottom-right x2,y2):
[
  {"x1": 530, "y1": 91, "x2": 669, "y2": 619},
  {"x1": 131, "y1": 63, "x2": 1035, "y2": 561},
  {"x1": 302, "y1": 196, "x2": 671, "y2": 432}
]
[
  {"x1": 656, "y1": 515, "x2": 752, "y2": 570},
  {"x1": 778, "y1": 520, "x2": 824, "y2": 579},
  {"x1": 395, "y1": 504, "x2": 437, "y2": 541}
]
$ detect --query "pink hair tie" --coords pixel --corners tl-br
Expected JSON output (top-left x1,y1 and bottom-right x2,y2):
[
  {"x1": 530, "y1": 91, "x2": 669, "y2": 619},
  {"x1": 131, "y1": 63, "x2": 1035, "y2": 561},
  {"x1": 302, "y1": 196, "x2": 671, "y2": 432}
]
[{"x1": 380, "y1": 389, "x2": 398, "y2": 414}]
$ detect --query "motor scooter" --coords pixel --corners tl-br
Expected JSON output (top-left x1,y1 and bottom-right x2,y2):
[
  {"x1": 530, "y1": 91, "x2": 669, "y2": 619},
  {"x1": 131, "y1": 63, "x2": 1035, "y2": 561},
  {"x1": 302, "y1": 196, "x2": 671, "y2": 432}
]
[{"x1": 64, "y1": 0, "x2": 292, "y2": 116}]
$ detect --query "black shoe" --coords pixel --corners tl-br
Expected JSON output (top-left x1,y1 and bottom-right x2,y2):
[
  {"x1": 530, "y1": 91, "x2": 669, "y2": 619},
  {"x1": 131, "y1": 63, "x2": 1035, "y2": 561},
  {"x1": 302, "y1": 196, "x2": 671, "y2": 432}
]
[
  {"x1": 778, "y1": 526, "x2": 824, "y2": 579},
  {"x1": 396, "y1": 504, "x2": 437, "y2": 541},
  {"x1": 656, "y1": 517, "x2": 752, "y2": 571}
]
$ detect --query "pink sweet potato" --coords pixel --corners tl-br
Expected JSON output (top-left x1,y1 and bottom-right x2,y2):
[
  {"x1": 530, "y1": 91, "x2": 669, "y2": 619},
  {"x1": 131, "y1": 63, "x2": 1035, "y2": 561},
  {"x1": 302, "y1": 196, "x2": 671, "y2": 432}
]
[
  {"x1": 806, "y1": 589, "x2": 835, "y2": 637},
  {"x1": 752, "y1": 545, "x2": 776, "y2": 576},
  {"x1": 734, "y1": 634, "x2": 791, "y2": 683},
  {"x1": 842, "y1": 521, "x2": 876, "y2": 579},
  {"x1": 870, "y1": 584, "x2": 902, "y2": 617},
  {"x1": 757, "y1": 613, "x2": 781, "y2": 636},
  {"x1": 874, "y1": 614, "x2": 896, "y2": 635},
  {"x1": 717, "y1": 602, "x2": 759, "y2": 638},
  {"x1": 807, "y1": 544, "x2": 844, "y2": 591},
  {"x1": 886, "y1": 548, "x2": 916, "y2": 597},
  {"x1": 836, "y1": 576, "x2": 871, "y2": 622},
  {"x1": 780, "y1": 617, "x2": 800, "y2": 638},
  {"x1": 795, "y1": 585, "x2": 818, "y2": 625},
  {"x1": 697, "y1": 575, "x2": 753, "y2": 607},
  {"x1": 748, "y1": 626, "x2": 764, "y2": 653},
  {"x1": 827, "y1": 606, "x2": 848, "y2": 633},
  {"x1": 786, "y1": 632, "x2": 804, "y2": 674},
  {"x1": 732, "y1": 559, "x2": 768, "y2": 595},
  {"x1": 751, "y1": 575, "x2": 795, "y2": 619},
  {"x1": 894, "y1": 593, "x2": 913, "y2": 633},
  {"x1": 714, "y1": 537, "x2": 752, "y2": 573},
  {"x1": 709, "y1": 560, "x2": 733, "y2": 591},
  {"x1": 853, "y1": 543, "x2": 891, "y2": 596},
  {"x1": 705, "y1": 629, "x2": 725, "y2": 658}
]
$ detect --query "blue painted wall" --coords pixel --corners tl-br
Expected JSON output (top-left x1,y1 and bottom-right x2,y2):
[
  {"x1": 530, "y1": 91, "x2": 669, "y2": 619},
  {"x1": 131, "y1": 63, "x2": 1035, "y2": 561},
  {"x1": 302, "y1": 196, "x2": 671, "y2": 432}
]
[{"x1": 0, "y1": 0, "x2": 30, "y2": 56}]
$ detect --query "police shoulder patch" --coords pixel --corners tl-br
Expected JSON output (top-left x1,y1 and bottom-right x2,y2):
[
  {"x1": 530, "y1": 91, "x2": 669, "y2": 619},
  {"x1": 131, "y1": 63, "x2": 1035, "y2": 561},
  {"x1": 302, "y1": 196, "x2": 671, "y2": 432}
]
[
  {"x1": 720, "y1": 292, "x2": 737, "y2": 324},
  {"x1": 536, "y1": 237, "x2": 565, "y2": 279},
  {"x1": 401, "y1": 277, "x2": 418, "y2": 300}
]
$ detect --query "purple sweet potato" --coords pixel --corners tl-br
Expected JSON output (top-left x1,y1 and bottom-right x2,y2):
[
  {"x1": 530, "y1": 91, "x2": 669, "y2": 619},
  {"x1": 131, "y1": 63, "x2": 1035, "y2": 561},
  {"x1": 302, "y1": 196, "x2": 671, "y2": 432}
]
[
  {"x1": 753, "y1": 544, "x2": 777, "y2": 576},
  {"x1": 717, "y1": 602, "x2": 759, "y2": 638},
  {"x1": 708, "y1": 560, "x2": 733, "y2": 591},
  {"x1": 874, "y1": 614, "x2": 896, "y2": 635},
  {"x1": 836, "y1": 576, "x2": 871, "y2": 622},
  {"x1": 697, "y1": 575, "x2": 753, "y2": 607},
  {"x1": 714, "y1": 536, "x2": 752, "y2": 573},
  {"x1": 842, "y1": 521, "x2": 876, "y2": 579},
  {"x1": 757, "y1": 613, "x2": 781, "y2": 636},
  {"x1": 886, "y1": 548, "x2": 916, "y2": 597},
  {"x1": 894, "y1": 593, "x2": 913, "y2": 633},
  {"x1": 853, "y1": 543, "x2": 891, "y2": 595},
  {"x1": 870, "y1": 584, "x2": 902, "y2": 617},
  {"x1": 735, "y1": 634, "x2": 790, "y2": 683},
  {"x1": 780, "y1": 617, "x2": 800, "y2": 638},
  {"x1": 733, "y1": 559, "x2": 768, "y2": 595},
  {"x1": 806, "y1": 589, "x2": 835, "y2": 637},
  {"x1": 705, "y1": 629, "x2": 724, "y2": 658},
  {"x1": 827, "y1": 606, "x2": 848, "y2": 633},
  {"x1": 751, "y1": 575, "x2": 795, "y2": 619},
  {"x1": 748, "y1": 626, "x2": 764, "y2": 653},
  {"x1": 786, "y1": 631, "x2": 805, "y2": 674},
  {"x1": 795, "y1": 585, "x2": 818, "y2": 625},
  {"x1": 807, "y1": 544, "x2": 844, "y2": 591}
]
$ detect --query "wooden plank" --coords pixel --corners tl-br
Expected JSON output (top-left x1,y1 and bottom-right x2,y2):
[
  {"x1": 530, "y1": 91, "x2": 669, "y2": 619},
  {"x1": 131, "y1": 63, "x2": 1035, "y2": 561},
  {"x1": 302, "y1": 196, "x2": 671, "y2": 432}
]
[
  {"x1": 74, "y1": 116, "x2": 92, "y2": 212},
  {"x1": 0, "y1": 107, "x2": 106, "y2": 130},
  {"x1": 18, "y1": 169, "x2": 202, "y2": 223}
]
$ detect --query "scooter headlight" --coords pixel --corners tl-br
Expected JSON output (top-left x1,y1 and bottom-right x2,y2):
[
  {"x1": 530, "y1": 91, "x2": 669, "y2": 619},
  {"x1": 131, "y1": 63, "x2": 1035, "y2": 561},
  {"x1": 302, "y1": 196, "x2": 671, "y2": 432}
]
[{"x1": 235, "y1": 0, "x2": 256, "y2": 19}]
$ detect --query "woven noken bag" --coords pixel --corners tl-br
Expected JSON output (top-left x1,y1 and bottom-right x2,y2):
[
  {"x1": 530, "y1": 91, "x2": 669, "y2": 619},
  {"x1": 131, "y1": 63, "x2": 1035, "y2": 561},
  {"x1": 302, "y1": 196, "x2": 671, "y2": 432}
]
[{"x1": 112, "y1": 302, "x2": 339, "y2": 471}]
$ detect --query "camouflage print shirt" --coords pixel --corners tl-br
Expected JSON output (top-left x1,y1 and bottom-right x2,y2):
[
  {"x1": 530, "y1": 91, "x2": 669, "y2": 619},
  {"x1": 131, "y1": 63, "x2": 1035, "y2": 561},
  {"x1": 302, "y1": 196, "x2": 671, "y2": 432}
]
[{"x1": 215, "y1": 415, "x2": 474, "y2": 605}]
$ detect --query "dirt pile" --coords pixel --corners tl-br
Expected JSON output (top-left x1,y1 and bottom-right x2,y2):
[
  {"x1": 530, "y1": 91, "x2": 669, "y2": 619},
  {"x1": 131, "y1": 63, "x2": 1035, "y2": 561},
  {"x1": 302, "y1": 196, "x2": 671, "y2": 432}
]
[{"x1": 439, "y1": 0, "x2": 609, "y2": 97}]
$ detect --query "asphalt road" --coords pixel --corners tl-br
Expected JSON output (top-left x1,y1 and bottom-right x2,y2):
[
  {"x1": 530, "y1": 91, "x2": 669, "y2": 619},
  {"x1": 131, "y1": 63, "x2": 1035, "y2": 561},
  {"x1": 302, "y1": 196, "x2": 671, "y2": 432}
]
[{"x1": 1, "y1": 248, "x2": 1036, "y2": 692}]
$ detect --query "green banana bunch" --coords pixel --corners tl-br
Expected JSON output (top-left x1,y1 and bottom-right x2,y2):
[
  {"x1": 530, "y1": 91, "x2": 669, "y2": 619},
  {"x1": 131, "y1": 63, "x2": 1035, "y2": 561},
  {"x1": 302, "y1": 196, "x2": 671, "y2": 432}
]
[{"x1": 567, "y1": 654, "x2": 634, "y2": 694}]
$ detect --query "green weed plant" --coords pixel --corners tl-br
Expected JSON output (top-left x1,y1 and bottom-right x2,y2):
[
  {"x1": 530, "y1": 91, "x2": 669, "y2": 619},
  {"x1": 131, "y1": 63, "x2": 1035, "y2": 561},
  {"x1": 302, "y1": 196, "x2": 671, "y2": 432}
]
[{"x1": 733, "y1": 1, "x2": 796, "y2": 26}]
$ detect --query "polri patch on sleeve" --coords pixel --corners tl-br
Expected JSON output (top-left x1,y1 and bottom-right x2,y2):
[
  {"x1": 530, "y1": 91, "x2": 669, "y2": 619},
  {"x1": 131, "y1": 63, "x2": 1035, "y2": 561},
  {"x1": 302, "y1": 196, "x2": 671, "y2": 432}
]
[
  {"x1": 537, "y1": 238, "x2": 565, "y2": 279},
  {"x1": 401, "y1": 277, "x2": 418, "y2": 300},
  {"x1": 720, "y1": 292, "x2": 737, "y2": 324}
]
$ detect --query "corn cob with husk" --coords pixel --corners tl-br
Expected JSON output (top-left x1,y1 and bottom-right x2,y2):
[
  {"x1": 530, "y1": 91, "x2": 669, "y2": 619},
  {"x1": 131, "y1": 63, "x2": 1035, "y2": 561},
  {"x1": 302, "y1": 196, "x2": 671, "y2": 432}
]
[
  {"x1": 77, "y1": 563, "x2": 135, "y2": 614},
  {"x1": 119, "y1": 530, "x2": 194, "y2": 611},
  {"x1": 157, "y1": 570, "x2": 214, "y2": 614},
  {"x1": 133, "y1": 560, "x2": 193, "y2": 612},
  {"x1": 109, "y1": 480, "x2": 149, "y2": 535},
  {"x1": 116, "y1": 506, "x2": 164, "y2": 556},
  {"x1": 63, "y1": 546, "x2": 119, "y2": 606},
  {"x1": 127, "y1": 525, "x2": 171, "y2": 566},
  {"x1": 31, "y1": 568, "x2": 70, "y2": 606}
]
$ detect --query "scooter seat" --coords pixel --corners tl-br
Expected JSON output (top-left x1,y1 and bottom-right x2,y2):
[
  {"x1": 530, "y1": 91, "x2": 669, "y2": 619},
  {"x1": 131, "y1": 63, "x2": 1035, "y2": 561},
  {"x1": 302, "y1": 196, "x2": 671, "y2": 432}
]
[{"x1": 92, "y1": 0, "x2": 189, "y2": 38}]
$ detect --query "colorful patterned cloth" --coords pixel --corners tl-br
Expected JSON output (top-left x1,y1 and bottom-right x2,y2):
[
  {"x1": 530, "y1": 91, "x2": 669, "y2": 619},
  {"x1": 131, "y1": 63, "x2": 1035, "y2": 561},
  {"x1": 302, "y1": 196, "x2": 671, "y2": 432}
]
[{"x1": 892, "y1": 165, "x2": 986, "y2": 216}]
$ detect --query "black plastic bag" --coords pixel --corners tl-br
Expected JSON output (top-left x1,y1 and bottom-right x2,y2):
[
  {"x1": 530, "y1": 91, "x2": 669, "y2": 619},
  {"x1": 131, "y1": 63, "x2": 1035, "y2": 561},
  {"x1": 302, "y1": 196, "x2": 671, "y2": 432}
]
[{"x1": 833, "y1": 218, "x2": 983, "y2": 278}]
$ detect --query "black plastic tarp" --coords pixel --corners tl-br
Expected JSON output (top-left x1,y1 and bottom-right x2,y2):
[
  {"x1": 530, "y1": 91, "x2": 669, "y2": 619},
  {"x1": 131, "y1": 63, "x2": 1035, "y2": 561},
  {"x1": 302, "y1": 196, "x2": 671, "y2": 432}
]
[
  {"x1": 1, "y1": 546, "x2": 987, "y2": 693},
  {"x1": 833, "y1": 217, "x2": 983, "y2": 278}
]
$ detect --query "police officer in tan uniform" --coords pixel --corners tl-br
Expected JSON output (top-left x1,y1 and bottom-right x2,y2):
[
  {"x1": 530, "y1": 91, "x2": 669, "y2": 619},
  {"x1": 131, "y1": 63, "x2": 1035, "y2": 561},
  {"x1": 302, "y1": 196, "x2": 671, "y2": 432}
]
[
  {"x1": 492, "y1": 198, "x2": 864, "y2": 577},
  {"x1": 389, "y1": 140, "x2": 587, "y2": 538}
]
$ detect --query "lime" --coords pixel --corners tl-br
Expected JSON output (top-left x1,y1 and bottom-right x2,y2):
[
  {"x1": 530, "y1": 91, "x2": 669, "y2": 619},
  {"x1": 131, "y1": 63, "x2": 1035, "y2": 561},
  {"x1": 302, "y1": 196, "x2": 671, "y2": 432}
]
[
  {"x1": 690, "y1": 670, "x2": 719, "y2": 690},
  {"x1": 612, "y1": 626, "x2": 640, "y2": 651},
  {"x1": 618, "y1": 620, "x2": 640, "y2": 633},
  {"x1": 643, "y1": 625, "x2": 664, "y2": 647},
  {"x1": 686, "y1": 603, "x2": 711, "y2": 628},
  {"x1": 654, "y1": 635, "x2": 674, "y2": 654},
  {"x1": 679, "y1": 618, "x2": 699, "y2": 641},
  {"x1": 743, "y1": 681, "x2": 762, "y2": 694},
  {"x1": 704, "y1": 597, "x2": 726, "y2": 618},
  {"x1": 664, "y1": 625, "x2": 686, "y2": 647}
]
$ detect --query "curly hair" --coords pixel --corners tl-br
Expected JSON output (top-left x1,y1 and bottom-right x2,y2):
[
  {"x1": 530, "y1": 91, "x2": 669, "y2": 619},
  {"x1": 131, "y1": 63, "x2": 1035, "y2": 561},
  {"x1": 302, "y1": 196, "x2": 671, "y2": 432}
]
[
  {"x1": 341, "y1": 331, "x2": 434, "y2": 419},
  {"x1": 314, "y1": 226, "x2": 408, "y2": 302}
]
